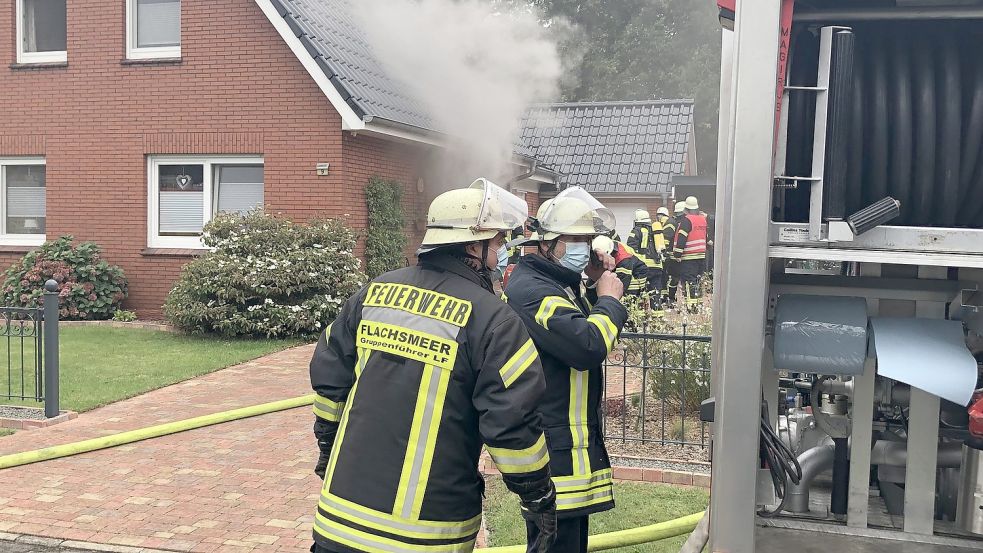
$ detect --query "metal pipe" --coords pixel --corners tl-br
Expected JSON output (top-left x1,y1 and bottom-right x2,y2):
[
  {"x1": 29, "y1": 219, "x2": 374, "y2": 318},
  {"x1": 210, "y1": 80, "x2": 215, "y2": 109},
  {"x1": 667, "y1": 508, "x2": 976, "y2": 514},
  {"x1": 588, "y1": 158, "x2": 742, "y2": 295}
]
[
  {"x1": 795, "y1": 7, "x2": 983, "y2": 23},
  {"x1": 870, "y1": 440, "x2": 963, "y2": 468},
  {"x1": 785, "y1": 443, "x2": 836, "y2": 513},
  {"x1": 506, "y1": 160, "x2": 538, "y2": 186}
]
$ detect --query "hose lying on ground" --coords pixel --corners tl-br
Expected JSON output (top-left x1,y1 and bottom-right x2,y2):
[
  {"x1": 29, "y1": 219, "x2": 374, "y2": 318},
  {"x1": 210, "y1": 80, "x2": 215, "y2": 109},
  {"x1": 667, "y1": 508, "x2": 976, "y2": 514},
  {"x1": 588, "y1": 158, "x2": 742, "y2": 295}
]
[
  {"x1": 677, "y1": 509, "x2": 710, "y2": 553},
  {"x1": 478, "y1": 512, "x2": 704, "y2": 552},
  {"x1": 0, "y1": 394, "x2": 315, "y2": 470}
]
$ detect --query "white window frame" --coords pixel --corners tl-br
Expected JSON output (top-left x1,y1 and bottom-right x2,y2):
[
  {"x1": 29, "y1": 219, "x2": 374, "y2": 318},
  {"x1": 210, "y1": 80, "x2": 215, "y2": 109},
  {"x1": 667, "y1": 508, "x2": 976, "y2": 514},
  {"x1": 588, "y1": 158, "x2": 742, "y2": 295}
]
[
  {"x1": 0, "y1": 158, "x2": 47, "y2": 247},
  {"x1": 15, "y1": 0, "x2": 68, "y2": 64},
  {"x1": 126, "y1": 0, "x2": 181, "y2": 60},
  {"x1": 147, "y1": 155, "x2": 263, "y2": 249}
]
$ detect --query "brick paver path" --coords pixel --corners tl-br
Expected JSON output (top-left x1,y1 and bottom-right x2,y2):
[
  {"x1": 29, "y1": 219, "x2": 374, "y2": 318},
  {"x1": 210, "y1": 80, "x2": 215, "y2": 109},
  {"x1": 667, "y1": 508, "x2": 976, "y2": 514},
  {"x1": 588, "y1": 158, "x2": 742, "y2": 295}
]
[{"x1": 0, "y1": 345, "x2": 321, "y2": 552}]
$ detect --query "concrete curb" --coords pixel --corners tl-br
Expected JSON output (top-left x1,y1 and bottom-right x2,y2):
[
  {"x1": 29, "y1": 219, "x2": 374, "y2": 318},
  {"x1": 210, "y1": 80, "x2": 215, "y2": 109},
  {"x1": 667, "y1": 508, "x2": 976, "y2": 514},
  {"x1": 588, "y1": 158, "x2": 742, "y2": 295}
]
[
  {"x1": 0, "y1": 532, "x2": 177, "y2": 552},
  {"x1": 0, "y1": 409, "x2": 78, "y2": 430}
]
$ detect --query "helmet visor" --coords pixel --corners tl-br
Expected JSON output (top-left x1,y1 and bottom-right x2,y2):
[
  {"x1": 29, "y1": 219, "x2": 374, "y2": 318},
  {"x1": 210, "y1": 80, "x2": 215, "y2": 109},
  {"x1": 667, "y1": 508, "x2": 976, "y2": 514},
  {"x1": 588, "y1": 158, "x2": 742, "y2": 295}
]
[
  {"x1": 539, "y1": 186, "x2": 616, "y2": 235},
  {"x1": 473, "y1": 179, "x2": 529, "y2": 232}
]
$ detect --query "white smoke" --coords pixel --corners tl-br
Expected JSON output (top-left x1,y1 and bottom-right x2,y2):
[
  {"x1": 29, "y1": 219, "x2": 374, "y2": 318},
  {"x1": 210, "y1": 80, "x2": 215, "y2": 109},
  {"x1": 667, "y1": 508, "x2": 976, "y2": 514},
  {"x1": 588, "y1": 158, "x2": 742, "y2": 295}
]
[{"x1": 353, "y1": 0, "x2": 567, "y2": 190}]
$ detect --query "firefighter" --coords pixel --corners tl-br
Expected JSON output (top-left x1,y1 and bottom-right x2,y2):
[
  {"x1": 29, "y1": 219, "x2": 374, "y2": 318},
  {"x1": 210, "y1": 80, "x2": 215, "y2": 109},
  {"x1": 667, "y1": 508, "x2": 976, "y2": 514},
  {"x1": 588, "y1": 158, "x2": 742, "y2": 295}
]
[
  {"x1": 662, "y1": 202, "x2": 685, "y2": 307},
  {"x1": 625, "y1": 210, "x2": 664, "y2": 312},
  {"x1": 672, "y1": 196, "x2": 709, "y2": 312},
  {"x1": 309, "y1": 178, "x2": 557, "y2": 553},
  {"x1": 503, "y1": 187, "x2": 628, "y2": 553},
  {"x1": 592, "y1": 235, "x2": 648, "y2": 299}
]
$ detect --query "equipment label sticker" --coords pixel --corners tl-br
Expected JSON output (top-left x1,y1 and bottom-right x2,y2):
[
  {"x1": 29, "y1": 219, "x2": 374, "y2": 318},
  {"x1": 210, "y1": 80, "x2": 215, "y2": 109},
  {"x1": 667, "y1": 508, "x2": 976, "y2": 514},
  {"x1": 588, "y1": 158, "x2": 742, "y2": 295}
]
[
  {"x1": 357, "y1": 320, "x2": 457, "y2": 370},
  {"x1": 777, "y1": 226, "x2": 810, "y2": 243}
]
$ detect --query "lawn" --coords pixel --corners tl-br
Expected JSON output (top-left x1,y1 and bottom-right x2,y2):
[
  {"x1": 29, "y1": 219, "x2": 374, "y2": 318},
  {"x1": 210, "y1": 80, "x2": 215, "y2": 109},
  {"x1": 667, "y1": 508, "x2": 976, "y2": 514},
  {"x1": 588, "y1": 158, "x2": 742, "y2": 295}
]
[
  {"x1": 484, "y1": 477, "x2": 708, "y2": 553},
  {"x1": 0, "y1": 326, "x2": 299, "y2": 413}
]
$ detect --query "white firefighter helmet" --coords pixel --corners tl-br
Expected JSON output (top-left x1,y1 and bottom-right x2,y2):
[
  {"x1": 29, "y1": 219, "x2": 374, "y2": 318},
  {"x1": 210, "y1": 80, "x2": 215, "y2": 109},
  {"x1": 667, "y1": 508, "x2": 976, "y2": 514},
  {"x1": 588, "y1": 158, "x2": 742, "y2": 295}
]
[
  {"x1": 656, "y1": 206, "x2": 670, "y2": 217},
  {"x1": 674, "y1": 201, "x2": 686, "y2": 214},
  {"x1": 591, "y1": 234, "x2": 616, "y2": 256},
  {"x1": 419, "y1": 178, "x2": 528, "y2": 253},
  {"x1": 634, "y1": 209, "x2": 651, "y2": 223},
  {"x1": 685, "y1": 196, "x2": 700, "y2": 210},
  {"x1": 532, "y1": 187, "x2": 616, "y2": 240}
]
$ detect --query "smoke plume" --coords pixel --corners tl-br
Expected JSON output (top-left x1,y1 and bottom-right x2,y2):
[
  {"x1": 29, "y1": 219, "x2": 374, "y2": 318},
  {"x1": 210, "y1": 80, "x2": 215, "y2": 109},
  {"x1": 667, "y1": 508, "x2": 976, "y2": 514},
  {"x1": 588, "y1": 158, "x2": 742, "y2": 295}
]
[{"x1": 353, "y1": 0, "x2": 567, "y2": 192}]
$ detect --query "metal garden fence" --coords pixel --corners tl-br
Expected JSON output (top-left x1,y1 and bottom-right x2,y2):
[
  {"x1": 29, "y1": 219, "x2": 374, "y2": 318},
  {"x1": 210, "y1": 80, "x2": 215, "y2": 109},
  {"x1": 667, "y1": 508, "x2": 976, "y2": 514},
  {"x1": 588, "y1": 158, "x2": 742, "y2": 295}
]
[{"x1": 0, "y1": 280, "x2": 60, "y2": 418}]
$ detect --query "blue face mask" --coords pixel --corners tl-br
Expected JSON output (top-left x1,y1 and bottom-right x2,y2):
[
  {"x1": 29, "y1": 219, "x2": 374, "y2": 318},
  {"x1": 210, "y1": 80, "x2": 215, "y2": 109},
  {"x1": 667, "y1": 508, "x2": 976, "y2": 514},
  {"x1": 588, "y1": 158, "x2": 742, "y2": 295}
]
[
  {"x1": 496, "y1": 244, "x2": 509, "y2": 275},
  {"x1": 559, "y1": 242, "x2": 590, "y2": 273}
]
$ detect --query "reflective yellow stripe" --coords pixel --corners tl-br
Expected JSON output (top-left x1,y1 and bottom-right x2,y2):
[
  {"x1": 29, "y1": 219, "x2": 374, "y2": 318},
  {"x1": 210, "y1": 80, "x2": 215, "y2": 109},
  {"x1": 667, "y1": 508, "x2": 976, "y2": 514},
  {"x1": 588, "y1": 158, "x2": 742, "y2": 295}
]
[
  {"x1": 394, "y1": 365, "x2": 452, "y2": 520},
  {"x1": 534, "y1": 296, "x2": 577, "y2": 330},
  {"x1": 553, "y1": 468, "x2": 613, "y2": 492},
  {"x1": 313, "y1": 394, "x2": 345, "y2": 422},
  {"x1": 314, "y1": 512, "x2": 476, "y2": 552},
  {"x1": 322, "y1": 373, "x2": 362, "y2": 491},
  {"x1": 318, "y1": 490, "x2": 480, "y2": 540},
  {"x1": 587, "y1": 314, "x2": 617, "y2": 354},
  {"x1": 556, "y1": 484, "x2": 614, "y2": 511},
  {"x1": 499, "y1": 339, "x2": 538, "y2": 388},
  {"x1": 568, "y1": 370, "x2": 590, "y2": 477},
  {"x1": 354, "y1": 348, "x2": 370, "y2": 378},
  {"x1": 486, "y1": 434, "x2": 549, "y2": 474}
]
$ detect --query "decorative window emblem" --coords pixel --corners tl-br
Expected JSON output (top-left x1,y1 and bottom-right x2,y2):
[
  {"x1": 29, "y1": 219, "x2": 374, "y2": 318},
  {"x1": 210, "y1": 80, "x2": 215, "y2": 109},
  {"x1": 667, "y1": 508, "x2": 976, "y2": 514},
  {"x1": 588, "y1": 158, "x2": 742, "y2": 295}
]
[{"x1": 175, "y1": 174, "x2": 192, "y2": 190}]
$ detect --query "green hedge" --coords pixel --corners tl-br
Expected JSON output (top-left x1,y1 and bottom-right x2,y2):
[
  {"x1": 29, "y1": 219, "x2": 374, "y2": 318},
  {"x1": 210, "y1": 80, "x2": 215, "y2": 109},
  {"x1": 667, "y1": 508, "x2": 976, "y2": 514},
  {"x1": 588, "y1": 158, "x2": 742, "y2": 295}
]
[{"x1": 365, "y1": 177, "x2": 408, "y2": 278}]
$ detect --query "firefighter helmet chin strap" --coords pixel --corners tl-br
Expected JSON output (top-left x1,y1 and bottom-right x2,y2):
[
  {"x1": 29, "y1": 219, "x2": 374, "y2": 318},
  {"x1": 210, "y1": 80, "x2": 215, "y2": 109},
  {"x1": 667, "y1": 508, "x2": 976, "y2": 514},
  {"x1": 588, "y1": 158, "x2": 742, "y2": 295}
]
[
  {"x1": 454, "y1": 240, "x2": 495, "y2": 284},
  {"x1": 541, "y1": 238, "x2": 562, "y2": 265}
]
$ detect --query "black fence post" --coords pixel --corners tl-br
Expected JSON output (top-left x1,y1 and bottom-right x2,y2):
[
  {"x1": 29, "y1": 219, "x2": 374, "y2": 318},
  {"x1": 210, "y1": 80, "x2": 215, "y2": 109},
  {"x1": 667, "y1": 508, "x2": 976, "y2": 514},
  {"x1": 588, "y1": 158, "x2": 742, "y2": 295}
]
[{"x1": 43, "y1": 279, "x2": 59, "y2": 419}]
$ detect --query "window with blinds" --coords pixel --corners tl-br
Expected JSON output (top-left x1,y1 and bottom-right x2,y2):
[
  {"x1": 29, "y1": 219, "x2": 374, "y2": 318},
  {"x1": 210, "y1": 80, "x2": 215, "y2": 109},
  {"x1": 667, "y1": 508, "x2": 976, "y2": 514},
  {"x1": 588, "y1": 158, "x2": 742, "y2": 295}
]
[
  {"x1": 149, "y1": 157, "x2": 263, "y2": 248},
  {"x1": 128, "y1": 0, "x2": 180, "y2": 59},
  {"x1": 17, "y1": 0, "x2": 67, "y2": 64},
  {"x1": 0, "y1": 160, "x2": 47, "y2": 245}
]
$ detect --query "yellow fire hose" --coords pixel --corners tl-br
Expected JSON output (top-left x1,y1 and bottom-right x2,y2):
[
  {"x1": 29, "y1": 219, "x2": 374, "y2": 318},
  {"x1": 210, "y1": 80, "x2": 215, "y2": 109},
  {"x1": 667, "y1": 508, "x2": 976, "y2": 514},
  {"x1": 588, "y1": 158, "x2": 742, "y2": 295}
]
[
  {"x1": 0, "y1": 394, "x2": 315, "y2": 470},
  {"x1": 0, "y1": 394, "x2": 704, "y2": 551},
  {"x1": 478, "y1": 511, "x2": 704, "y2": 552}
]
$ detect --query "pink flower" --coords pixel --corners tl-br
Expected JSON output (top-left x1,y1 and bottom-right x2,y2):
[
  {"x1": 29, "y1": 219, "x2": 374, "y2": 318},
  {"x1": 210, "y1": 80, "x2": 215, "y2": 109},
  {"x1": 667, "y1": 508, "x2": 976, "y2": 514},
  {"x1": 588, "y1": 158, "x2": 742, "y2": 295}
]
[{"x1": 88, "y1": 294, "x2": 97, "y2": 301}]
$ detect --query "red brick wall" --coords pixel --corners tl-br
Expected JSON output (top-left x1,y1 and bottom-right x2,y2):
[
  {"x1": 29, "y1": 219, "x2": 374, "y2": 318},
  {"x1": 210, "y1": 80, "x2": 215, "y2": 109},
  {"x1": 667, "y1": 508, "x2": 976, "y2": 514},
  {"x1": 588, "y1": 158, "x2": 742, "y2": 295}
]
[
  {"x1": 342, "y1": 133, "x2": 427, "y2": 265},
  {"x1": 0, "y1": 0, "x2": 427, "y2": 317}
]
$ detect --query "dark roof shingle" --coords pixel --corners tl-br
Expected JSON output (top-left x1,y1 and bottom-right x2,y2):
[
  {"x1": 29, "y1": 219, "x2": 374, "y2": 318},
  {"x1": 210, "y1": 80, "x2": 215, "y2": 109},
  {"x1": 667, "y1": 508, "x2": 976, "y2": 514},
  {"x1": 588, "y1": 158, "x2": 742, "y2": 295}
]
[
  {"x1": 520, "y1": 101, "x2": 695, "y2": 194},
  {"x1": 272, "y1": 0, "x2": 437, "y2": 132}
]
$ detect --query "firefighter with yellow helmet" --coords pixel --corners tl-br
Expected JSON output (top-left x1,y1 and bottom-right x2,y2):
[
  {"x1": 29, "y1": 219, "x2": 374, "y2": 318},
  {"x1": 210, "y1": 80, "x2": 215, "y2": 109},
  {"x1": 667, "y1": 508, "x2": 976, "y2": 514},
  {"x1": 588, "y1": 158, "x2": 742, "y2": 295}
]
[
  {"x1": 504, "y1": 187, "x2": 628, "y2": 553},
  {"x1": 309, "y1": 179, "x2": 557, "y2": 553},
  {"x1": 626, "y1": 209, "x2": 666, "y2": 315}
]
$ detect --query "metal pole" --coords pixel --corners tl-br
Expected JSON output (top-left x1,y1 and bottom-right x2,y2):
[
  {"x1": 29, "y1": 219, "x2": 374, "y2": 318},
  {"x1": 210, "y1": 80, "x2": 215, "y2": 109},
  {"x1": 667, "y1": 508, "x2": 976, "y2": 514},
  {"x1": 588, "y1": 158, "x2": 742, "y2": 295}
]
[
  {"x1": 43, "y1": 279, "x2": 59, "y2": 419},
  {"x1": 709, "y1": 0, "x2": 782, "y2": 550}
]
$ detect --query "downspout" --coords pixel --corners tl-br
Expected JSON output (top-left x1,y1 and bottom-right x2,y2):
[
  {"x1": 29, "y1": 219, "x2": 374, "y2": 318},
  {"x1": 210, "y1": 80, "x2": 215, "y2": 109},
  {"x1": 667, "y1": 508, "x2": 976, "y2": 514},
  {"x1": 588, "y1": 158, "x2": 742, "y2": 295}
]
[{"x1": 506, "y1": 160, "x2": 539, "y2": 187}]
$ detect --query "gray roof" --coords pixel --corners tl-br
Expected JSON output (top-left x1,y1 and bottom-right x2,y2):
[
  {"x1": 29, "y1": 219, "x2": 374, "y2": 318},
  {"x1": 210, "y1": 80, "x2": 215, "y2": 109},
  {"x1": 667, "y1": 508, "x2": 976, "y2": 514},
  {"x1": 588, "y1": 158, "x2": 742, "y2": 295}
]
[
  {"x1": 270, "y1": 0, "x2": 437, "y2": 132},
  {"x1": 519, "y1": 100, "x2": 695, "y2": 194}
]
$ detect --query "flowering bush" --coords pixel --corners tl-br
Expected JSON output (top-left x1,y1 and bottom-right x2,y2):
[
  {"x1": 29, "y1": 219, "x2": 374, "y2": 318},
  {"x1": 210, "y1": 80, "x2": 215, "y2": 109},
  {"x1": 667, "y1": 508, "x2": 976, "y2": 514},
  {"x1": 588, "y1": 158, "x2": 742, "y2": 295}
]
[
  {"x1": 163, "y1": 211, "x2": 366, "y2": 338},
  {"x1": 1, "y1": 236, "x2": 127, "y2": 320}
]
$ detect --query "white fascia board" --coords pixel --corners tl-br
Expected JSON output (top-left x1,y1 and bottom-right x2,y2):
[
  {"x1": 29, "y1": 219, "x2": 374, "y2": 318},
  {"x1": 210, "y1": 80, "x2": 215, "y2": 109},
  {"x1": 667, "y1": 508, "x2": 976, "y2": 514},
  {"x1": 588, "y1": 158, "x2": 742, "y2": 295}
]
[
  {"x1": 254, "y1": 0, "x2": 365, "y2": 131},
  {"x1": 360, "y1": 120, "x2": 447, "y2": 147}
]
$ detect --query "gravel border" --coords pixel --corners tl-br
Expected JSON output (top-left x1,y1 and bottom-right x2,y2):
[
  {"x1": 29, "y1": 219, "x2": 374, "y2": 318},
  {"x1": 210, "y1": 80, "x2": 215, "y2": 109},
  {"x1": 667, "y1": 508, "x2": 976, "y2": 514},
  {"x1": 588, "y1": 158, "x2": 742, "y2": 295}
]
[
  {"x1": 610, "y1": 454, "x2": 711, "y2": 475},
  {"x1": 0, "y1": 405, "x2": 46, "y2": 420}
]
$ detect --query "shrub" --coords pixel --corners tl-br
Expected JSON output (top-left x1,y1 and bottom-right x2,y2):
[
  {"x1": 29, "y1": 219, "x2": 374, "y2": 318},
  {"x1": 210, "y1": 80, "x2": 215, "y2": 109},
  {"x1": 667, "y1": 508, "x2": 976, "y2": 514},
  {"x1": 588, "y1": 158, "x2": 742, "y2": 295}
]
[
  {"x1": 365, "y1": 177, "x2": 407, "y2": 278},
  {"x1": 112, "y1": 310, "x2": 138, "y2": 322},
  {"x1": 1, "y1": 236, "x2": 127, "y2": 320},
  {"x1": 163, "y1": 211, "x2": 366, "y2": 338}
]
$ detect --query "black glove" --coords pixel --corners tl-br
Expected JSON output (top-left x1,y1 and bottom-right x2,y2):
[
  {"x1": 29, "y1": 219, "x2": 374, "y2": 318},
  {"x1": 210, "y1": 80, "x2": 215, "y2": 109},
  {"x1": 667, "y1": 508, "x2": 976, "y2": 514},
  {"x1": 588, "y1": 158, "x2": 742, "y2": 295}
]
[
  {"x1": 522, "y1": 484, "x2": 557, "y2": 553},
  {"x1": 313, "y1": 418, "x2": 337, "y2": 480}
]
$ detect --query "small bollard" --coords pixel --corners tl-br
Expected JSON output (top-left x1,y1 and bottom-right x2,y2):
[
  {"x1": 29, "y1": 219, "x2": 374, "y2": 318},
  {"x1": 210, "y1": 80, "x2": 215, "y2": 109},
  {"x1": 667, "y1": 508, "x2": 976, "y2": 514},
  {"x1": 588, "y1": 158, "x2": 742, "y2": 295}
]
[{"x1": 43, "y1": 279, "x2": 59, "y2": 419}]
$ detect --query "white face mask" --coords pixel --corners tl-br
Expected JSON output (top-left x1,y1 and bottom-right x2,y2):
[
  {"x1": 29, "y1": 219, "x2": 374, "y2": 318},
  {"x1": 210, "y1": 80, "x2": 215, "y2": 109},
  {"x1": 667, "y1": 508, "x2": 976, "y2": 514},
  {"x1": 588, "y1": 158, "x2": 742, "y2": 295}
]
[
  {"x1": 496, "y1": 244, "x2": 509, "y2": 274},
  {"x1": 559, "y1": 242, "x2": 590, "y2": 273}
]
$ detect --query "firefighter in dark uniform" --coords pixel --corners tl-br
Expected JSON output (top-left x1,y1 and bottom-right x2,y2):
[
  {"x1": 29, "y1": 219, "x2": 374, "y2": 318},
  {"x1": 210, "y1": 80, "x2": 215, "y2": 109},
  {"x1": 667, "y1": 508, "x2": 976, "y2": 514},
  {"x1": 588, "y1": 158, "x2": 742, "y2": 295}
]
[
  {"x1": 504, "y1": 187, "x2": 629, "y2": 553},
  {"x1": 592, "y1": 235, "x2": 648, "y2": 299},
  {"x1": 309, "y1": 179, "x2": 557, "y2": 553},
  {"x1": 672, "y1": 196, "x2": 709, "y2": 313},
  {"x1": 662, "y1": 202, "x2": 685, "y2": 308},
  {"x1": 626, "y1": 210, "x2": 664, "y2": 313}
]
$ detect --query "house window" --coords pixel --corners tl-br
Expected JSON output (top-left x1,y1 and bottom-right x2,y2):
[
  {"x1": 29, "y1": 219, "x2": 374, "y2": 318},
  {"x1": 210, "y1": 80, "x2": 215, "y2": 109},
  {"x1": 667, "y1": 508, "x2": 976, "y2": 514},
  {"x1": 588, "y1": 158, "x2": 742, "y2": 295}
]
[
  {"x1": 0, "y1": 159, "x2": 47, "y2": 246},
  {"x1": 127, "y1": 0, "x2": 181, "y2": 60},
  {"x1": 148, "y1": 157, "x2": 263, "y2": 248},
  {"x1": 16, "y1": 0, "x2": 67, "y2": 64}
]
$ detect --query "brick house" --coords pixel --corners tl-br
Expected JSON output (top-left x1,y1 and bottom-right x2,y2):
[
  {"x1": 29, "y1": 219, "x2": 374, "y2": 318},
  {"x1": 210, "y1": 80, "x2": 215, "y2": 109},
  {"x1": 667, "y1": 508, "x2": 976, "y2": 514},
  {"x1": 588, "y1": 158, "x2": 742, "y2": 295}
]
[
  {"x1": 520, "y1": 100, "x2": 699, "y2": 239},
  {"x1": 0, "y1": 0, "x2": 557, "y2": 317}
]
